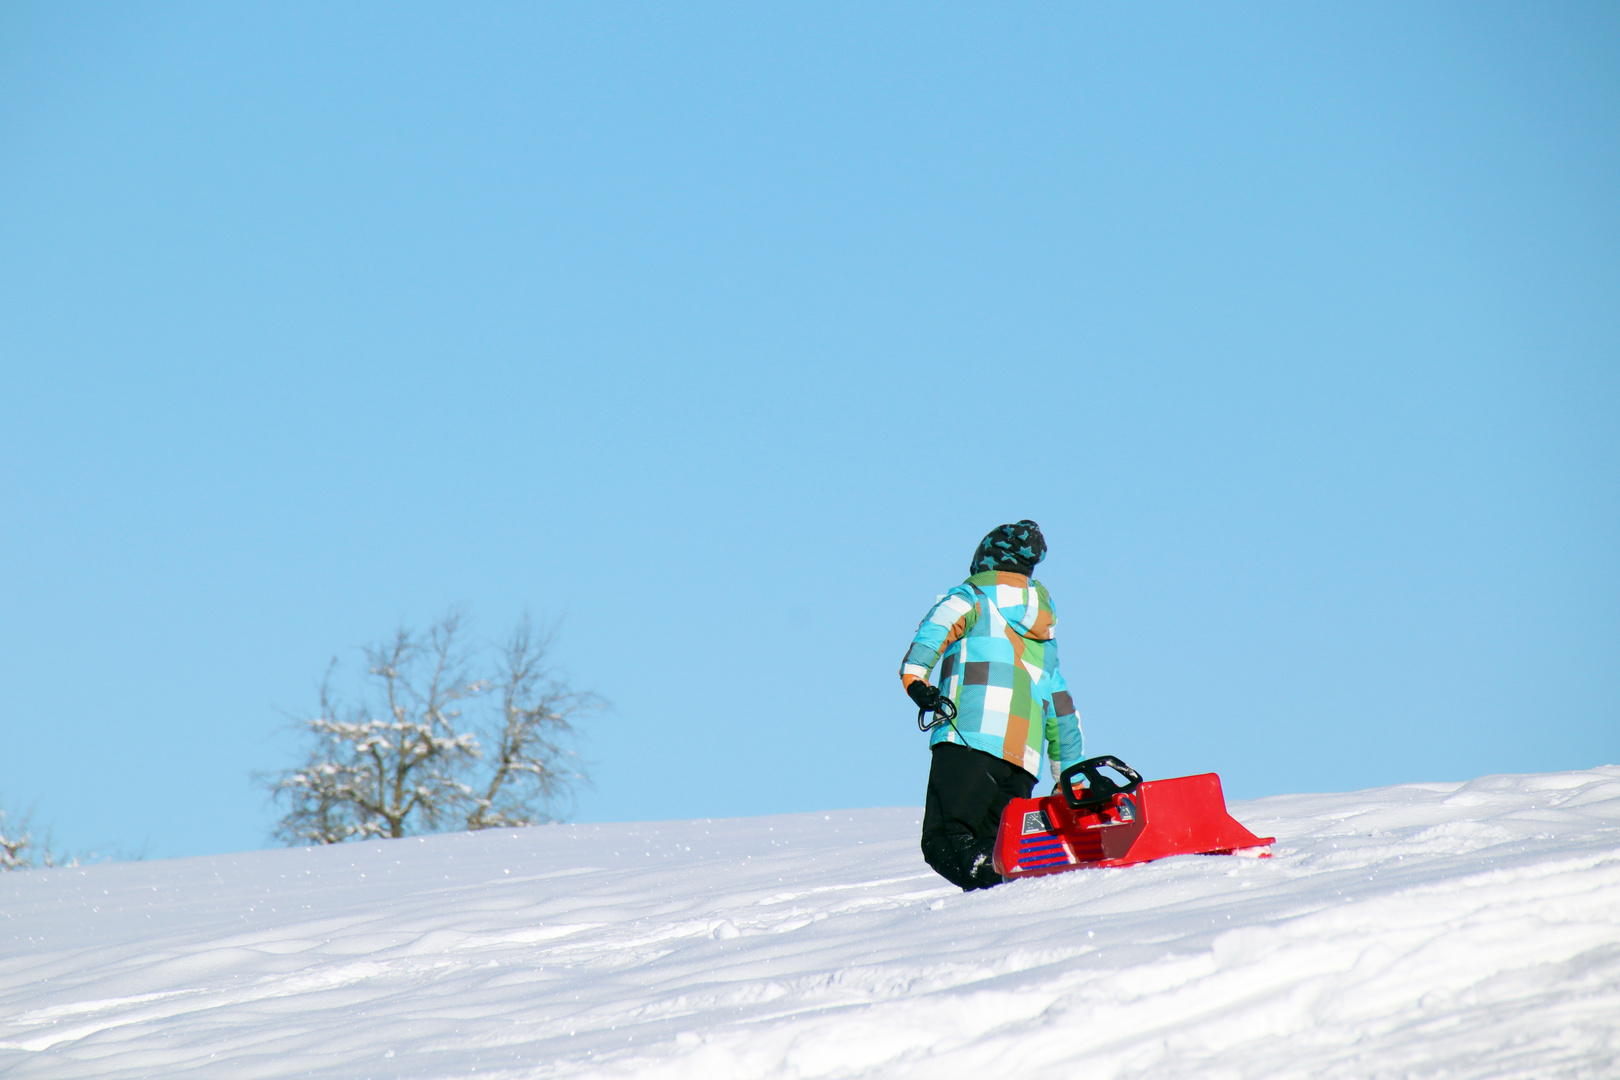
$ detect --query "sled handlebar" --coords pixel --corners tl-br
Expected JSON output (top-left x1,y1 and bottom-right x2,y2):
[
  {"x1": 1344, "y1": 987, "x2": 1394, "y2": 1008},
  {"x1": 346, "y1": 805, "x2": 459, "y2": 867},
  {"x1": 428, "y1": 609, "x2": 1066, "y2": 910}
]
[{"x1": 1061, "y1": 756, "x2": 1143, "y2": 811}]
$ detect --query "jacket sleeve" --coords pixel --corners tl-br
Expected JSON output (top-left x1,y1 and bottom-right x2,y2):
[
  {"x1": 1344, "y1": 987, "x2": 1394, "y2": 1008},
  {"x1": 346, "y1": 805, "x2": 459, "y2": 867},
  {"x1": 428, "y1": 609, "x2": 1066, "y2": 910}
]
[
  {"x1": 899, "y1": 587, "x2": 979, "y2": 691},
  {"x1": 1042, "y1": 649, "x2": 1083, "y2": 782}
]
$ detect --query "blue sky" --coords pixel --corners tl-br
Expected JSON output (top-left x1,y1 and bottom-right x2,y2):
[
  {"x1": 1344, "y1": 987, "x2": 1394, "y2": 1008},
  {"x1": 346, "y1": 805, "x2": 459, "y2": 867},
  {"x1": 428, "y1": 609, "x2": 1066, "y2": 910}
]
[{"x1": 2, "y1": 3, "x2": 1616, "y2": 860}]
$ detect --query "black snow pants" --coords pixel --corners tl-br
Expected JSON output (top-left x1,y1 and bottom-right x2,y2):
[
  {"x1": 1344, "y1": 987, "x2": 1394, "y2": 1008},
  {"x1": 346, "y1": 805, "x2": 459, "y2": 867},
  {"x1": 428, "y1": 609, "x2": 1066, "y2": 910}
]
[{"x1": 920, "y1": 742, "x2": 1037, "y2": 891}]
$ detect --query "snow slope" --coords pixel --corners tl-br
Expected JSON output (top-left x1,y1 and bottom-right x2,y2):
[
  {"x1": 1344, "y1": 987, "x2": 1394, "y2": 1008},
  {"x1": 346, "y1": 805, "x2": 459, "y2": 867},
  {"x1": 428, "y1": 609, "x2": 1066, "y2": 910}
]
[{"x1": 2, "y1": 767, "x2": 1618, "y2": 1079}]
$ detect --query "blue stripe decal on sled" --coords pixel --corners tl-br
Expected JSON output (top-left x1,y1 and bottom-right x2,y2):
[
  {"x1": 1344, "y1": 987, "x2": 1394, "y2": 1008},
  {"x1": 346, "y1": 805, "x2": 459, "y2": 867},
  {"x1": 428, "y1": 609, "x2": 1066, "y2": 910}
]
[{"x1": 1018, "y1": 837, "x2": 1071, "y2": 867}]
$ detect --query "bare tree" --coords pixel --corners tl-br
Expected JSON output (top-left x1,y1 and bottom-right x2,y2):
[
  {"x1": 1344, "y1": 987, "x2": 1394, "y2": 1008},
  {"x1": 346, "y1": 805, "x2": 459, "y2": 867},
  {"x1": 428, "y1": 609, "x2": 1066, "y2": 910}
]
[
  {"x1": 0, "y1": 801, "x2": 73, "y2": 871},
  {"x1": 263, "y1": 611, "x2": 600, "y2": 844},
  {"x1": 0, "y1": 804, "x2": 33, "y2": 871},
  {"x1": 466, "y1": 619, "x2": 603, "y2": 829}
]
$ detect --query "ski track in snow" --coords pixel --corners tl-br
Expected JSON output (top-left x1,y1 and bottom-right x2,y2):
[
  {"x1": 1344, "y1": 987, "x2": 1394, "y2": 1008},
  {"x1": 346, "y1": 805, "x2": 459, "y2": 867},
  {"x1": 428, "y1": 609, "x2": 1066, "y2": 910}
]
[{"x1": 2, "y1": 768, "x2": 1618, "y2": 1079}]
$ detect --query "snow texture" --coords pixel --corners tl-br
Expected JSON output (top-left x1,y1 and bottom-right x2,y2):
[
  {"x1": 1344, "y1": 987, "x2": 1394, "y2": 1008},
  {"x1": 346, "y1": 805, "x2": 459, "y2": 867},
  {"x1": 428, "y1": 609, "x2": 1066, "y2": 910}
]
[{"x1": 2, "y1": 767, "x2": 1618, "y2": 1079}]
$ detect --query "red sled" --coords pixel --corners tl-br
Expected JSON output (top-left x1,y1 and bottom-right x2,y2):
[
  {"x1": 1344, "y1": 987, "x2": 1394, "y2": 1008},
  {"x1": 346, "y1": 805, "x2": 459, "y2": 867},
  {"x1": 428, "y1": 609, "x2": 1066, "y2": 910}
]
[{"x1": 994, "y1": 756, "x2": 1274, "y2": 879}]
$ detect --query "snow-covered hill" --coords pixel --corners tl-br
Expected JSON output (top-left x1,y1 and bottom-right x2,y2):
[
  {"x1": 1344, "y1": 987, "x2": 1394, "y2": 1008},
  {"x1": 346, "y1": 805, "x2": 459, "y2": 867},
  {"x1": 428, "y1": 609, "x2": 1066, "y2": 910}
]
[{"x1": 2, "y1": 768, "x2": 1618, "y2": 1079}]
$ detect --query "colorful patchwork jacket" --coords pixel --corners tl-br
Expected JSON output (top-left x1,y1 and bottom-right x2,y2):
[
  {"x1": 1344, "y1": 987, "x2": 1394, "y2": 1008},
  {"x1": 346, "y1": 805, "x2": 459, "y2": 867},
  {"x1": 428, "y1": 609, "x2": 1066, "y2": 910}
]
[{"x1": 900, "y1": 570, "x2": 1082, "y2": 781}]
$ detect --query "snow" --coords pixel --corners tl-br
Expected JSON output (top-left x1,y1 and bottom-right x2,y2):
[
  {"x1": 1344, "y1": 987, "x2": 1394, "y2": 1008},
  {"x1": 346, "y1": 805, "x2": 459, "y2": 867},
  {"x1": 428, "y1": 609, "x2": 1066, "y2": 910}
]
[{"x1": 3, "y1": 767, "x2": 1618, "y2": 1079}]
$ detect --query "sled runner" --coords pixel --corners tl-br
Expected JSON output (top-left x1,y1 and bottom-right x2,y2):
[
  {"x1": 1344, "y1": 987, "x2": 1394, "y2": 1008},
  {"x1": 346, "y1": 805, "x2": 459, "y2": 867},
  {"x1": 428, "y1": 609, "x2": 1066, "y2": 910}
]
[{"x1": 993, "y1": 757, "x2": 1274, "y2": 879}]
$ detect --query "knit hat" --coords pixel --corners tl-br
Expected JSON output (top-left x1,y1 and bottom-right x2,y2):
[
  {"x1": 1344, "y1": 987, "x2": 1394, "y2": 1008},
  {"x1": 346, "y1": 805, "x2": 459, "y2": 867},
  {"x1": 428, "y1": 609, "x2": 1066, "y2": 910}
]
[{"x1": 970, "y1": 519, "x2": 1046, "y2": 576}]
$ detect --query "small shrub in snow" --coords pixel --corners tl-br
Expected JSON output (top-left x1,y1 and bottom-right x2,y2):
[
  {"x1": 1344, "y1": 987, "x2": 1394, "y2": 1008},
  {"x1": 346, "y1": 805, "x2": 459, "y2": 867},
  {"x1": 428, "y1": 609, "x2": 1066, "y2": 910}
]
[
  {"x1": 0, "y1": 802, "x2": 78, "y2": 871},
  {"x1": 0, "y1": 806, "x2": 30, "y2": 871}
]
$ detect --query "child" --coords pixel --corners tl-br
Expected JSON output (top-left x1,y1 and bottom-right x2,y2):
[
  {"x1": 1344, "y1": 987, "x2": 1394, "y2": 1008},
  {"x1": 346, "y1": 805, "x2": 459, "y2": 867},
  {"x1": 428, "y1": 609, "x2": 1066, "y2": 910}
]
[{"x1": 900, "y1": 520, "x2": 1083, "y2": 890}]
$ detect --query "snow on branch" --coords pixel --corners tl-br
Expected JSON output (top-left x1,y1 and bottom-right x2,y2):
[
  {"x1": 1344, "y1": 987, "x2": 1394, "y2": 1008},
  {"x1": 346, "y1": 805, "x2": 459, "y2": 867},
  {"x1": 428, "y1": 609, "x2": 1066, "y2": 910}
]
[
  {"x1": 261, "y1": 611, "x2": 602, "y2": 845},
  {"x1": 0, "y1": 801, "x2": 80, "y2": 872}
]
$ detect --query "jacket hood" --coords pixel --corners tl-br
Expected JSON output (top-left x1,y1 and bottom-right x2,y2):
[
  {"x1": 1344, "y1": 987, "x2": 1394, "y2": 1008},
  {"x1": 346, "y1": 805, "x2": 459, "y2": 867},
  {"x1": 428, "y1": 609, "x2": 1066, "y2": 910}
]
[{"x1": 966, "y1": 570, "x2": 1055, "y2": 641}]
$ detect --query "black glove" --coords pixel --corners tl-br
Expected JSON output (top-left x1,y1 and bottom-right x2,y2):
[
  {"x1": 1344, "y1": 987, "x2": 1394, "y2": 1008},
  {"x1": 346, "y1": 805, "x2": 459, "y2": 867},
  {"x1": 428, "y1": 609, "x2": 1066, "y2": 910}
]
[{"x1": 907, "y1": 680, "x2": 942, "y2": 712}]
